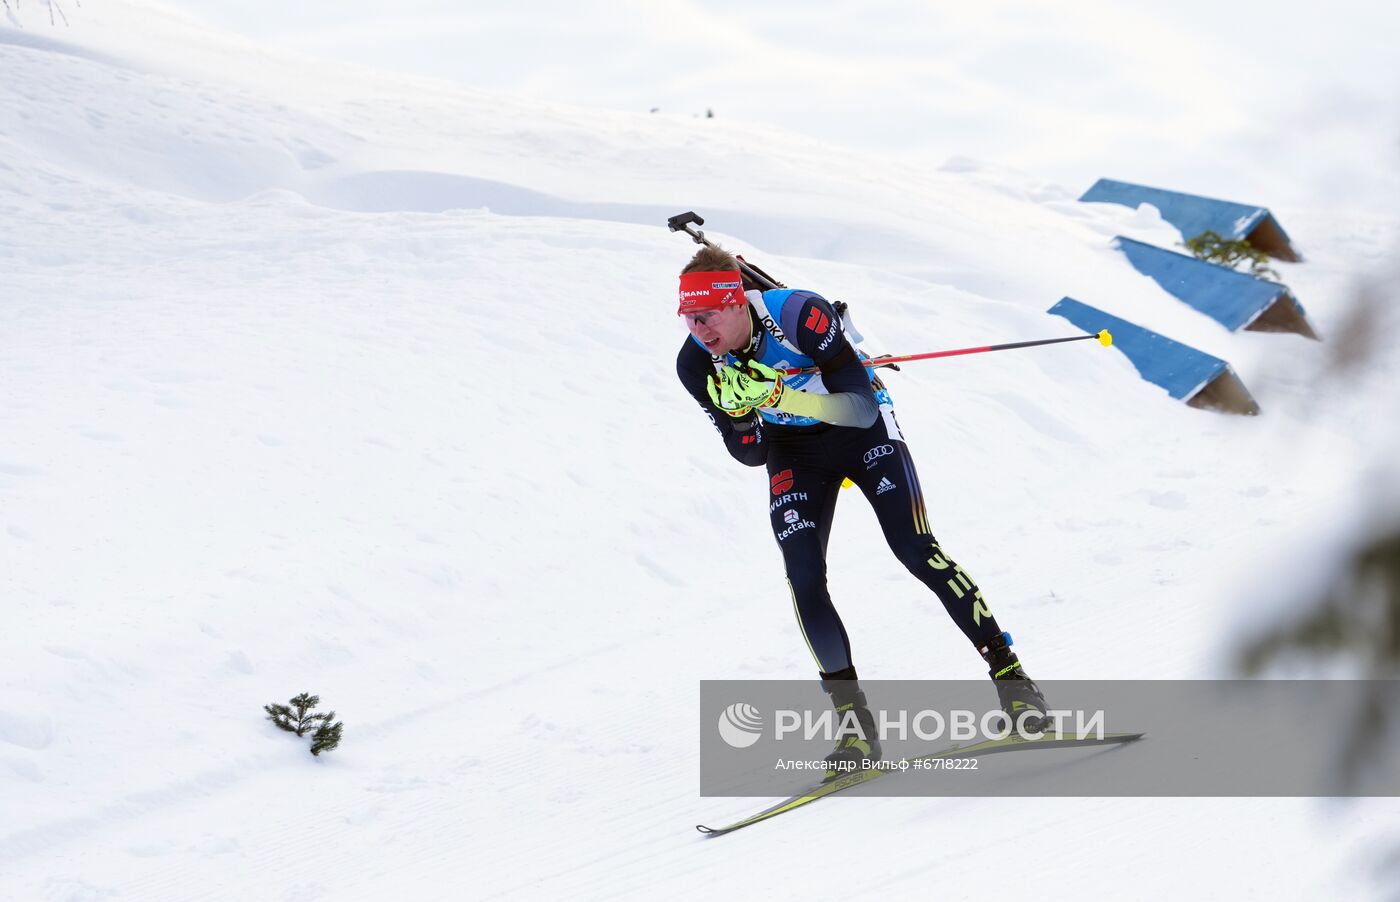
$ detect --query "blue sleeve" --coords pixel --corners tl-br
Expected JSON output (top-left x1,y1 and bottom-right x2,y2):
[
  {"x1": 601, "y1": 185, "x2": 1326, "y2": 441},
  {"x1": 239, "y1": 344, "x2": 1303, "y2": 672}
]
[{"x1": 787, "y1": 293, "x2": 879, "y2": 429}]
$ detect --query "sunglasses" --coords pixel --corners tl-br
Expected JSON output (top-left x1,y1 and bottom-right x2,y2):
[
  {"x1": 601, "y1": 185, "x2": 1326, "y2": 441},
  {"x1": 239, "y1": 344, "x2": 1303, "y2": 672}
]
[{"x1": 682, "y1": 308, "x2": 735, "y2": 328}]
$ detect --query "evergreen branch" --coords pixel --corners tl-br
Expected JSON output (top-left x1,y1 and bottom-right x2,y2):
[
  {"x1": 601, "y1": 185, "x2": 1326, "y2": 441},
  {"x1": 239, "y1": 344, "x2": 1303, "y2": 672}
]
[
  {"x1": 311, "y1": 717, "x2": 343, "y2": 756},
  {"x1": 264, "y1": 703, "x2": 300, "y2": 732},
  {"x1": 265, "y1": 693, "x2": 345, "y2": 754}
]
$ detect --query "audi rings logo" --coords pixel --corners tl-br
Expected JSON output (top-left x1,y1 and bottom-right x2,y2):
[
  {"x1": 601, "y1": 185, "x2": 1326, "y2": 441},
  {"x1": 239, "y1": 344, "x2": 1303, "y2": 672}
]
[
  {"x1": 863, "y1": 444, "x2": 894, "y2": 465},
  {"x1": 717, "y1": 703, "x2": 764, "y2": 749}
]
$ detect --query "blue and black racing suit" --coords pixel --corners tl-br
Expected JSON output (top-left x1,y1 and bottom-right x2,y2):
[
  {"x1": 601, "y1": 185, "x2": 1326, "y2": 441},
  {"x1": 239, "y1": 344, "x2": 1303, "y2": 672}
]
[{"x1": 676, "y1": 289, "x2": 1006, "y2": 680}]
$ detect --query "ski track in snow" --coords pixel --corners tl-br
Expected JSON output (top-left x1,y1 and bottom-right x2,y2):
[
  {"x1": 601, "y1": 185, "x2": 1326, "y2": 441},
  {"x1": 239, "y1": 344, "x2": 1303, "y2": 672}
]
[{"x1": 3, "y1": 2, "x2": 1399, "y2": 900}]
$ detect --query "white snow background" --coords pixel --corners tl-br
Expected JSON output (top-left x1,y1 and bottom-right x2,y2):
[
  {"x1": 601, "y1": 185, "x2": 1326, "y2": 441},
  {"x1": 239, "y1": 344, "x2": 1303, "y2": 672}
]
[{"x1": 2, "y1": 1, "x2": 1399, "y2": 899}]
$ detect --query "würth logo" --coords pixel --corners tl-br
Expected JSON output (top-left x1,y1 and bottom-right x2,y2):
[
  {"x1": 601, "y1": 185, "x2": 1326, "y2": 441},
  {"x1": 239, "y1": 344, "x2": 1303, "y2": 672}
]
[
  {"x1": 804, "y1": 308, "x2": 830, "y2": 334},
  {"x1": 771, "y1": 469, "x2": 795, "y2": 495}
]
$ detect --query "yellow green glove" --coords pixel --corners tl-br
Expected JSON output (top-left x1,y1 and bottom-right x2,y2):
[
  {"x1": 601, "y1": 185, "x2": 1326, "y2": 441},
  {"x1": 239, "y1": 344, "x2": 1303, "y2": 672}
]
[{"x1": 706, "y1": 359, "x2": 785, "y2": 417}]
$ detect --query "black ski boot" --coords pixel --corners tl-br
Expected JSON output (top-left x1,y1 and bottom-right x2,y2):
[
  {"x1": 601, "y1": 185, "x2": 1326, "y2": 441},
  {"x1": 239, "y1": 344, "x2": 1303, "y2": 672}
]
[
  {"x1": 979, "y1": 632, "x2": 1051, "y2": 735},
  {"x1": 819, "y1": 668, "x2": 881, "y2": 782}
]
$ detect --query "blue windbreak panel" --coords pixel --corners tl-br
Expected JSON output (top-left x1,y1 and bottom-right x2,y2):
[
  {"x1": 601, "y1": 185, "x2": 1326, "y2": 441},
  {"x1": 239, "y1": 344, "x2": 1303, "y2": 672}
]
[
  {"x1": 1047, "y1": 297, "x2": 1226, "y2": 401},
  {"x1": 1114, "y1": 236, "x2": 1288, "y2": 332},
  {"x1": 1079, "y1": 178, "x2": 1292, "y2": 247}
]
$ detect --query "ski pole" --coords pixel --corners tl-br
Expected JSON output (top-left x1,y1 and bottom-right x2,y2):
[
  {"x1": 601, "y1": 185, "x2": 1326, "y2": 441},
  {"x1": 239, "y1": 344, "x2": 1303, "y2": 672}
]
[{"x1": 780, "y1": 330, "x2": 1113, "y2": 375}]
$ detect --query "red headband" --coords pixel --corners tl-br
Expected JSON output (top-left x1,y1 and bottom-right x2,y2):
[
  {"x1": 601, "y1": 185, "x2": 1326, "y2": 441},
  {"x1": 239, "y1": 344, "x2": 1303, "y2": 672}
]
[{"x1": 677, "y1": 270, "x2": 746, "y2": 315}]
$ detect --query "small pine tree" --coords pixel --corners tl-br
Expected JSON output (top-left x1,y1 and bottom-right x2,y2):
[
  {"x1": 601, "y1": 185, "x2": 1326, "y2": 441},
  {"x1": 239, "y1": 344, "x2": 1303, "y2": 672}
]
[
  {"x1": 264, "y1": 692, "x2": 331, "y2": 737},
  {"x1": 1184, "y1": 229, "x2": 1280, "y2": 282},
  {"x1": 264, "y1": 692, "x2": 346, "y2": 755},
  {"x1": 310, "y1": 717, "x2": 344, "y2": 757}
]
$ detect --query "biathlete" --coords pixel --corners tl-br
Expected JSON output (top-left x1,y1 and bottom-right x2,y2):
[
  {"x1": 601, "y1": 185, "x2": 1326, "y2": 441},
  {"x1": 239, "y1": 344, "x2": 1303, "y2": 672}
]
[{"x1": 674, "y1": 244, "x2": 1050, "y2": 776}]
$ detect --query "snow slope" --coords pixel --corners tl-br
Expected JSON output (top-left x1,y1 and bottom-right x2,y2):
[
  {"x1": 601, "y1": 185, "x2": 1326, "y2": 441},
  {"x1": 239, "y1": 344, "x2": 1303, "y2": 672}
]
[
  {"x1": 131, "y1": 0, "x2": 1400, "y2": 216},
  {"x1": 2, "y1": 3, "x2": 1398, "y2": 899}
]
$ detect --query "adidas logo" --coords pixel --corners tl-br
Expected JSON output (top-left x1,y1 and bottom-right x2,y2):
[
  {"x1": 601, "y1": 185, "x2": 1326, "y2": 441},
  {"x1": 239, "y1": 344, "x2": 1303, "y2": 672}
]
[{"x1": 876, "y1": 476, "x2": 897, "y2": 495}]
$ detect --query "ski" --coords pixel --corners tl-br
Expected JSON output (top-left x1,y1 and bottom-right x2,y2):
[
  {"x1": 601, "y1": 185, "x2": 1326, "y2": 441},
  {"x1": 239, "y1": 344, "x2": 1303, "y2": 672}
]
[
  {"x1": 695, "y1": 767, "x2": 884, "y2": 837},
  {"x1": 695, "y1": 731, "x2": 1144, "y2": 837}
]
